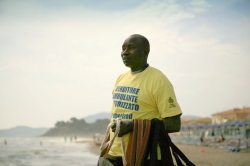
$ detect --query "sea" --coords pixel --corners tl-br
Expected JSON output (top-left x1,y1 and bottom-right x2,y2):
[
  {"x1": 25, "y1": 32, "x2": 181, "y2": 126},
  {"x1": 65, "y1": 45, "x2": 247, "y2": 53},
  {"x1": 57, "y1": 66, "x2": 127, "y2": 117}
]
[{"x1": 0, "y1": 137, "x2": 99, "y2": 166}]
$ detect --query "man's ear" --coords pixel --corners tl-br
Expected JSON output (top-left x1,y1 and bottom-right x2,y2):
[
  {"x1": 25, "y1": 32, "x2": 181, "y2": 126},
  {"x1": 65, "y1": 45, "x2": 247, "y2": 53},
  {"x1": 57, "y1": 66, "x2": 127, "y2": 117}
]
[{"x1": 144, "y1": 47, "x2": 149, "y2": 55}]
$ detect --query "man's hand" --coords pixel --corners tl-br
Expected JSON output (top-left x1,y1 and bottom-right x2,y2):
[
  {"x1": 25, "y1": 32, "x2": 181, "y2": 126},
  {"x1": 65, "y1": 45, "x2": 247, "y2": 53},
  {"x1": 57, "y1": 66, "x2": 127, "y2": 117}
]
[
  {"x1": 111, "y1": 120, "x2": 134, "y2": 137},
  {"x1": 162, "y1": 114, "x2": 181, "y2": 133}
]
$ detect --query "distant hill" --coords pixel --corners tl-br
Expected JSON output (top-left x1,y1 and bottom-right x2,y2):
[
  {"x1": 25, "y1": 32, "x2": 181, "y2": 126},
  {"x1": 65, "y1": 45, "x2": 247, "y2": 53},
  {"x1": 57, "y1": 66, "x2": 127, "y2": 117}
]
[
  {"x1": 182, "y1": 117, "x2": 212, "y2": 125},
  {"x1": 0, "y1": 126, "x2": 49, "y2": 137},
  {"x1": 83, "y1": 112, "x2": 111, "y2": 123},
  {"x1": 181, "y1": 115, "x2": 200, "y2": 120},
  {"x1": 83, "y1": 112, "x2": 200, "y2": 122},
  {"x1": 43, "y1": 117, "x2": 109, "y2": 136},
  {"x1": 0, "y1": 114, "x2": 200, "y2": 137}
]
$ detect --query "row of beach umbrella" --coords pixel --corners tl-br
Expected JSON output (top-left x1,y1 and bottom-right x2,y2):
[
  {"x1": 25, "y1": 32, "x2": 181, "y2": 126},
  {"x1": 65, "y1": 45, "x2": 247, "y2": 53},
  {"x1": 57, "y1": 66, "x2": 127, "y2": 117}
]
[{"x1": 181, "y1": 121, "x2": 250, "y2": 130}]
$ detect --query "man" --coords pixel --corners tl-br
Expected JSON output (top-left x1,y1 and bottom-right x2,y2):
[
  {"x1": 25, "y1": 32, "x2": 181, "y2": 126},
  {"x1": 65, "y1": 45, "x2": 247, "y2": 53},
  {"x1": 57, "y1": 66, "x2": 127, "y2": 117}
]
[{"x1": 107, "y1": 34, "x2": 182, "y2": 165}]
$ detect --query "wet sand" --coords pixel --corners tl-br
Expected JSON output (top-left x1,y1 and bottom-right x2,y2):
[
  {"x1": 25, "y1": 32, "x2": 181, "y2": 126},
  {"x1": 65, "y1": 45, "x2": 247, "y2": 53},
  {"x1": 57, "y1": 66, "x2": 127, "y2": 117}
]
[
  {"x1": 86, "y1": 141, "x2": 250, "y2": 166},
  {"x1": 88, "y1": 141, "x2": 101, "y2": 156}
]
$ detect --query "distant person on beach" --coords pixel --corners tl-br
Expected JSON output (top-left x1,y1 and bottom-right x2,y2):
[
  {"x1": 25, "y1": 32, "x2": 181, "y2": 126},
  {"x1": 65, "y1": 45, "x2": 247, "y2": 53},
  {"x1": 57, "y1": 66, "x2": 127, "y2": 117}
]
[
  {"x1": 4, "y1": 139, "x2": 7, "y2": 145},
  {"x1": 231, "y1": 138, "x2": 241, "y2": 152},
  {"x1": 244, "y1": 129, "x2": 249, "y2": 148},
  {"x1": 70, "y1": 136, "x2": 73, "y2": 142},
  {"x1": 101, "y1": 34, "x2": 182, "y2": 165},
  {"x1": 211, "y1": 130, "x2": 215, "y2": 136},
  {"x1": 221, "y1": 134, "x2": 225, "y2": 142},
  {"x1": 200, "y1": 131, "x2": 205, "y2": 145}
]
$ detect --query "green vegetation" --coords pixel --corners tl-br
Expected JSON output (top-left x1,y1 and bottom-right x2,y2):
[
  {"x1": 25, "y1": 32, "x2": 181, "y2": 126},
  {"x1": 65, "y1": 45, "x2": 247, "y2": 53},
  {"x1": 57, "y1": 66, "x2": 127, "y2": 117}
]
[{"x1": 42, "y1": 117, "x2": 109, "y2": 137}]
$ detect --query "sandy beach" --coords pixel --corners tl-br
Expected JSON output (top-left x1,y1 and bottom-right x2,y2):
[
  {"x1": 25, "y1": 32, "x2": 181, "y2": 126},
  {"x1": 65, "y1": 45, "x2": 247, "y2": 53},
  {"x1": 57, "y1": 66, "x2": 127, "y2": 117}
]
[
  {"x1": 87, "y1": 141, "x2": 250, "y2": 166},
  {"x1": 174, "y1": 143, "x2": 250, "y2": 166}
]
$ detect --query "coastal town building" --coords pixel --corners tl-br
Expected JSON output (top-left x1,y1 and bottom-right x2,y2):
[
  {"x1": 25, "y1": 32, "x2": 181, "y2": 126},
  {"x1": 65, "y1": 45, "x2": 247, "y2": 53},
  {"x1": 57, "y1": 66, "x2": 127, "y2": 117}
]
[{"x1": 212, "y1": 107, "x2": 250, "y2": 124}]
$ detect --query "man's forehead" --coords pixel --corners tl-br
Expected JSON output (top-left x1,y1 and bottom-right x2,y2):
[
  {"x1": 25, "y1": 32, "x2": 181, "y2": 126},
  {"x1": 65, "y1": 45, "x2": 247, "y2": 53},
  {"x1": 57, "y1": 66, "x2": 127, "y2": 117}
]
[{"x1": 122, "y1": 36, "x2": 141, "y2": 46}]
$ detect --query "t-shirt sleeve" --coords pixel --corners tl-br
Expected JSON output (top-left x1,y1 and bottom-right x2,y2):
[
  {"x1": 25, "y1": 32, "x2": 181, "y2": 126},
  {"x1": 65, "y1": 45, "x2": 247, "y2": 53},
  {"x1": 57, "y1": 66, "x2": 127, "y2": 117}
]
[{"x1": 154, "y1": 83, "x2": 182, "y2": 118}]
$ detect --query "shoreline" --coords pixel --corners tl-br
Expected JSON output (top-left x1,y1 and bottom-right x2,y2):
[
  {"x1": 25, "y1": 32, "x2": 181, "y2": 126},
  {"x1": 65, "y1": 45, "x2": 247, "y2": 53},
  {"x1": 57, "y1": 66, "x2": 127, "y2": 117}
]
[{"x1": 87, "y1": 141, "x2": 101, "y2": 156}]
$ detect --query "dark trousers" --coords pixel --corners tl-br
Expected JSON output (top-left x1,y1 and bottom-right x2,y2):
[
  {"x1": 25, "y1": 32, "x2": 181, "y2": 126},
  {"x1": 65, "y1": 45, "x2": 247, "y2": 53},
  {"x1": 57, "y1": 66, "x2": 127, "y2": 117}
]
[{"x1": 107, "y1": 157, "x2": 163, "y2": 166}]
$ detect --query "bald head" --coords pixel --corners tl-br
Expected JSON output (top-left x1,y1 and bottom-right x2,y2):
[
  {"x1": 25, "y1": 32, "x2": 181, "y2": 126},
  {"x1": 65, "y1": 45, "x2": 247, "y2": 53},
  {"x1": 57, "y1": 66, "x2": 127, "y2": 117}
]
[{"x1": 129, "y1": 34, "x2": 150, "y2": 55}]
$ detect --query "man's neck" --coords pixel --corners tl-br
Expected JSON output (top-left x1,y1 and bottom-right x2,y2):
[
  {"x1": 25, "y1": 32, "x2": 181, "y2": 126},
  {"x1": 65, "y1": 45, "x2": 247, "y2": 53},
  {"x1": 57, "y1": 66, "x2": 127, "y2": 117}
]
[{"x1": 131, "y1": 64, "x2": 149, "y2": 75}]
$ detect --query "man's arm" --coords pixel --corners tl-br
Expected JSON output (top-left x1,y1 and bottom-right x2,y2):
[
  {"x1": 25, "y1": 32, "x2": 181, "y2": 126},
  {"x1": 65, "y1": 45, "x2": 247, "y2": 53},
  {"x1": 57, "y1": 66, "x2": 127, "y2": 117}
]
[
  {"x1": 112, "y1": 114, "x2": 181, "y2": 137},
  {"x1": 162, "y1": 114, "x2": 181, "y2": 133}
]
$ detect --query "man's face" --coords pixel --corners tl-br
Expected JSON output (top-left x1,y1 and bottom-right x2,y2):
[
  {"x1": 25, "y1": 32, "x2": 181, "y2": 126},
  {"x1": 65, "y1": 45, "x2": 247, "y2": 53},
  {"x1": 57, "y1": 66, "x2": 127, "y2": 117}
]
[{"x1": 121, "y1": 36, "x2": 147, "y2": 71}]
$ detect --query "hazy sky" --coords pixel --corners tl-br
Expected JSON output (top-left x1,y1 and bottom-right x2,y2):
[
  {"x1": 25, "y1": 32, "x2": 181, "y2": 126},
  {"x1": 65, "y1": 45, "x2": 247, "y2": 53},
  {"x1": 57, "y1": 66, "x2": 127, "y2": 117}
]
[{"x1": 0, "y1": 0, "x2": 249, "y2": 129}]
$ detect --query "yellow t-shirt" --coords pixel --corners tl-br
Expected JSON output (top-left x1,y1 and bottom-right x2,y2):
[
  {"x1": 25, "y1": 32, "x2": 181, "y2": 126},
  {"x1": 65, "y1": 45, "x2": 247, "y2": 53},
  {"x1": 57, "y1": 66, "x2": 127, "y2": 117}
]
[{"x1": 109, "y1": 66, "x2": 182, "y2": 157}]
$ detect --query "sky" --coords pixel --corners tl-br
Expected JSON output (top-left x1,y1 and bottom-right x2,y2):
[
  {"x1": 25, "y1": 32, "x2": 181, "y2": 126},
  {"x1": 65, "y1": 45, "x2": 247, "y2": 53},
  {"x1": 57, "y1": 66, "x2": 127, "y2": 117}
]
[{"x1": 0, "y1": 0, "x2": 249, "y2": 129}]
